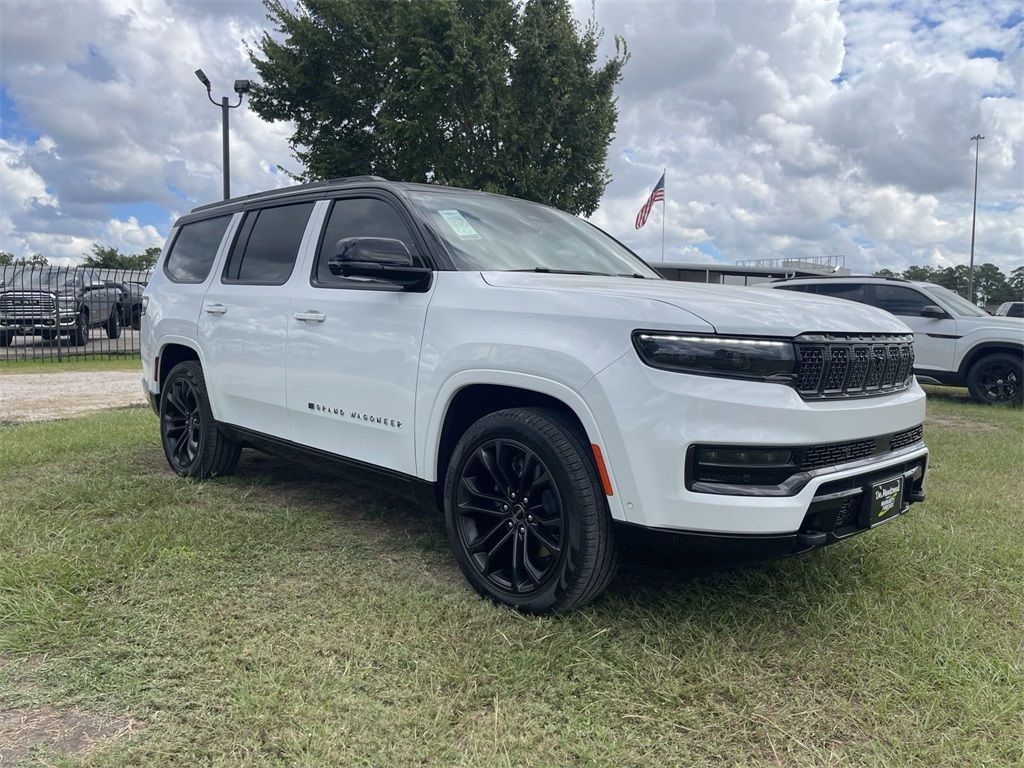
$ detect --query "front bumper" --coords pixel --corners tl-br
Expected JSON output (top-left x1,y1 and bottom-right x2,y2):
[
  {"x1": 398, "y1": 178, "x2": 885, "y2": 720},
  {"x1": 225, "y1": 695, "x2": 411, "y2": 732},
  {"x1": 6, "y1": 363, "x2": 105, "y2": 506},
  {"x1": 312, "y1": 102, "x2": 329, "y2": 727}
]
[
  {"x1": 582, "y1": 353, "x2": 928, "y2": 535},
  {"x1": 0, "y1": 313, "x2": 77, "y2": 332}
]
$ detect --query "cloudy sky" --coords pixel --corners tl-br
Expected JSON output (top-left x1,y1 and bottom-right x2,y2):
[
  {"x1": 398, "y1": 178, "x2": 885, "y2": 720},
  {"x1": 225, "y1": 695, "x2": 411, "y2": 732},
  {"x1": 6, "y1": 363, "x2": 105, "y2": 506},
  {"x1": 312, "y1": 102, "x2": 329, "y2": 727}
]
[{"x1": 1, "y1": 0, "x2": 1021, "y2": 274}]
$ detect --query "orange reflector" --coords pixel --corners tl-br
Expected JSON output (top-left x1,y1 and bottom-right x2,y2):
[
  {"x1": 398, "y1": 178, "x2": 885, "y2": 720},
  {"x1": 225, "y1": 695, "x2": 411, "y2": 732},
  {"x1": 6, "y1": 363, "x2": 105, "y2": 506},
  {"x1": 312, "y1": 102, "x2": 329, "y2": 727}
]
[{"x1": 591, "y1": 444, "x2": 614, "y2": 496}]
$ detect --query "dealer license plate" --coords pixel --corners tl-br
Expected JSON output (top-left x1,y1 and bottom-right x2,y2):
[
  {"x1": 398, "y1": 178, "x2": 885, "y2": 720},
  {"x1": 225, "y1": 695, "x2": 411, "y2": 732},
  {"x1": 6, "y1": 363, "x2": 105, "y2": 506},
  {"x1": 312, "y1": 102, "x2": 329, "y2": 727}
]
[{"x1": 869, "y1": 476, "x2": 904, "y2": 526}]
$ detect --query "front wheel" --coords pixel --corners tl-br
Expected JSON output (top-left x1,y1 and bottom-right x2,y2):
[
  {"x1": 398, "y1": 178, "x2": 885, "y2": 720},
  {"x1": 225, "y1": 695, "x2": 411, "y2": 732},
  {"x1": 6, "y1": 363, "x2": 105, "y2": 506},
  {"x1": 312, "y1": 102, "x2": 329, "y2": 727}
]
[
  {"x1": 106, "y1": 309, "x2": 121, "y2": 339},
  {"x1": 967, "y1": 353, "x2": 1023, "y2": 405},
  {"x1": 444, "y1": 408, "x2": 619, "y2": 613},
  {"x1": 71, "y1": 312, "x2": 89, "y2": 346},
  {"x1": 159, "y1": 361, "x2": 241, "y2": 478}
]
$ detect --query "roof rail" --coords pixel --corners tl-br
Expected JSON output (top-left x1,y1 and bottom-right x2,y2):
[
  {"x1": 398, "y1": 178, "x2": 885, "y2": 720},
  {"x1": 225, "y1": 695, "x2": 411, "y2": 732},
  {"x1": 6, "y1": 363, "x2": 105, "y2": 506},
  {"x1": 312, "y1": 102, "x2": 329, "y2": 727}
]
[
  {"x1": 771, "y1": 274, "x2": 909, "y2": 283},
  {"x1": 190, "y1": 175, "x2": 389, "y2": 214}
]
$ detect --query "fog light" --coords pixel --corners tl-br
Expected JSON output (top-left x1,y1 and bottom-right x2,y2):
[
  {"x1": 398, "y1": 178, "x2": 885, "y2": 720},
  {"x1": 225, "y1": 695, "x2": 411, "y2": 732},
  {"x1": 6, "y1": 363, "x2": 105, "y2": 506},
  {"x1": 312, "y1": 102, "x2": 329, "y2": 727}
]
[{"x1": 696, "y1": 447, "x2": 792, "y2": 465}]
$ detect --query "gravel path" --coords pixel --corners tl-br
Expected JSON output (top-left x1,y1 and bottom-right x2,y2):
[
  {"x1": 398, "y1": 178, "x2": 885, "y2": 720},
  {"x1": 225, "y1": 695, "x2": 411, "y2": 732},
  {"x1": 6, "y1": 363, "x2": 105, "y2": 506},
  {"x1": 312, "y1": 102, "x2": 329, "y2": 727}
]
[{"x1": 0, "y1": 371, "x2": 147, "y2": 423}]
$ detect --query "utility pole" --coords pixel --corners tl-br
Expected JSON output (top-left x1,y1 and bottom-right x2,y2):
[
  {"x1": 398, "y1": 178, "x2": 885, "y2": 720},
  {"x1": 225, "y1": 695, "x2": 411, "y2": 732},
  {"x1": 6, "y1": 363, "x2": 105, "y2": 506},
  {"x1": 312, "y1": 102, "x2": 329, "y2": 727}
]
[
  {"x1": 195, "y1": 69, "x2": 251, "y2": 200},
  {"x1": 968, "y1": 134, "x2": 985, "y2": 304}
]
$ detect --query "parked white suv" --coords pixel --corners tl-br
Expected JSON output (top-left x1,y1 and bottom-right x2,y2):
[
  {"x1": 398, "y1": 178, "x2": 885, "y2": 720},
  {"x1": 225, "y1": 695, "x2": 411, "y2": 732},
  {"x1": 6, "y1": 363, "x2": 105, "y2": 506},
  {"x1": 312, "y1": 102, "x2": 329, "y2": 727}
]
[
  {"x1": 769, "y1": 277, "x2": 1024, "y2": 404},
  {"x1": 141, "y1": 178, "x2": 928, "y2": 612}
]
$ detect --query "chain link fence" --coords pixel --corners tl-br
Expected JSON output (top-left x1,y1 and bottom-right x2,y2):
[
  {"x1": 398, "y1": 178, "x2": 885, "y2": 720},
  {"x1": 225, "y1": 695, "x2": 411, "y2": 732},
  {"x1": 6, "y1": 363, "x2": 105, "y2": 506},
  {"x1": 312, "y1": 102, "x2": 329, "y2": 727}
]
[{"x1": 0, "y1": 266, "x2": 151, "y2": 363}]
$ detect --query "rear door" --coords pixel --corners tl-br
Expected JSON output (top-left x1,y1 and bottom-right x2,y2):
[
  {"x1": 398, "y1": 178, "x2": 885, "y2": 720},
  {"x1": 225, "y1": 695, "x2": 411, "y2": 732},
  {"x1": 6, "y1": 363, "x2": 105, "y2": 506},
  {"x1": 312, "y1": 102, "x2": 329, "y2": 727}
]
[
  {"x1": 198, "y1": 201, "x2": 318, "y2": 438},
  {"x1": 286, "y1": 193, "x2": 433, "y2": 475}
]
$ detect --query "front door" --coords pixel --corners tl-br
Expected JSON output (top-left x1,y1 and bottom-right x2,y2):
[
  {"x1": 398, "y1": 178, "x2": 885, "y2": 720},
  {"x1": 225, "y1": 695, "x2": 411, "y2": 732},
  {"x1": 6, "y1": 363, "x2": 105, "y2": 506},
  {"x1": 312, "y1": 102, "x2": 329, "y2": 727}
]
[
  {"x1": 286, "y1": 194, "x2": 433, "y2": 476},
  {"x1": 870, "y1": 284, "x2": 957, "y2": 373},
  {"x1": 198, "y1": 200, "x2": 318, "y2": 438}
]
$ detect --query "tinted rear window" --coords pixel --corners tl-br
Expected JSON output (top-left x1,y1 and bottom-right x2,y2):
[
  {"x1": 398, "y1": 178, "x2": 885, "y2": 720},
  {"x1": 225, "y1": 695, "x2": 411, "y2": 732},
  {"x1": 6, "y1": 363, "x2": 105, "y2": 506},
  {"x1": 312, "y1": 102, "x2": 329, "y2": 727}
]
[
  {"x1": 814, "y1": 283, "x2": 868, "y2": 303},
  {"x1": 164, "y1": 216, "x2": 232, "y2": 283},
  {"x1": 224, "y1": 203, "x2": 314, "y2": 285}
]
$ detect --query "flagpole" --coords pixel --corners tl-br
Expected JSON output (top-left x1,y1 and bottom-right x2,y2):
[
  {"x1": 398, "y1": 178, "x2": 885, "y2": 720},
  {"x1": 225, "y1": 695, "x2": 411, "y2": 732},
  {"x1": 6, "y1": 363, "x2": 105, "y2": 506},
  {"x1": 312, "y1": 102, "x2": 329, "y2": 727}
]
[{"x1": 661, "y1": 168, "x2": 666, "y2": 262}]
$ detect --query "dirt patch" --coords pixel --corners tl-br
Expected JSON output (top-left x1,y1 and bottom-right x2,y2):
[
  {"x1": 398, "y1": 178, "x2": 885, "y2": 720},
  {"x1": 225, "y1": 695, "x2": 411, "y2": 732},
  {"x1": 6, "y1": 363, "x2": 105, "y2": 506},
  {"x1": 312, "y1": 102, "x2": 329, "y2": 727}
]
[
  {"x1": 0, "y1": 706, "x2": 138, "y2": 763},
  {"x1": 0, "y1": 371, "x2": 146, "y2": 423},
  {"x1": 927, "y1": 415, "x2": 999, "y2": 431}
]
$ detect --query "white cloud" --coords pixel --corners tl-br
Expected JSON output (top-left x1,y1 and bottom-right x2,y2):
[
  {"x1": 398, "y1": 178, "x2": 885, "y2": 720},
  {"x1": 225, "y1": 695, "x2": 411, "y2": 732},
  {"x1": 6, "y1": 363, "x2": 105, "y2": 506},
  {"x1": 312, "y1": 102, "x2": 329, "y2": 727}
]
[{"x1": 0, "y1": 0, "x2": 1021, "y2": 276}]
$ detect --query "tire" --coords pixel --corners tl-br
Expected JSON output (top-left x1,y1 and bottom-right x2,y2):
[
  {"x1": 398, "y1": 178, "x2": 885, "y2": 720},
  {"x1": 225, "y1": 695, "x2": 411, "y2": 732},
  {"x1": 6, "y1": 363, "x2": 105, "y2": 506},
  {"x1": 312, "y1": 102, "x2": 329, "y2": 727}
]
[
  {"x1": 130, "y1": 307, "x2": 142, "y2": 331},
  {"x1": 0, "y1": 331, "x2": 11, "y2": 347},
  {"x1": 41, "y1": 329, "x2": 57, "y2": 341},
  {"x1": 444, "y1": 407, "x2": 619, "y2": 613},
  {"x1": 967, "y1": 353, "x2": 1023, "y2": 405},
  {"x1": 71, "y1": 311, "x2": 89, "y2": 346},
  {"x1": 105, "y1": 309, "x2": 122, "y2": 340},
  {"x1": 159, "y1": 361, "x2": 241, "y2": 479}
]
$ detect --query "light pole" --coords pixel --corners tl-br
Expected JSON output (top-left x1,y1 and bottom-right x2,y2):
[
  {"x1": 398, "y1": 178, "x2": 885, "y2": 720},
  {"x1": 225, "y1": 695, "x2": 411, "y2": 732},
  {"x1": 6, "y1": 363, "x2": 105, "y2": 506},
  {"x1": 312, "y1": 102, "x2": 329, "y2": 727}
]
[
  {"x1": 968, "y1": 133, "x2": 984, "y2": 304},
  {"x1": 195, "y1": 69, "x2": 250, "y2": 200}
]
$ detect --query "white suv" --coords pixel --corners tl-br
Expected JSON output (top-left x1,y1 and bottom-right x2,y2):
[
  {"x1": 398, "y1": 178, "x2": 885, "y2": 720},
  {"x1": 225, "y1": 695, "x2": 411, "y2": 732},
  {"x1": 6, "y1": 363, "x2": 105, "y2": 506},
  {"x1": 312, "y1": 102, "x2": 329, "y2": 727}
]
[
  {"x1": 141, "y1": 178, "x2": 928, "y2": 612},
  {"x1": 769, "y1": 277, "x2": 1024, "y2": 405}
]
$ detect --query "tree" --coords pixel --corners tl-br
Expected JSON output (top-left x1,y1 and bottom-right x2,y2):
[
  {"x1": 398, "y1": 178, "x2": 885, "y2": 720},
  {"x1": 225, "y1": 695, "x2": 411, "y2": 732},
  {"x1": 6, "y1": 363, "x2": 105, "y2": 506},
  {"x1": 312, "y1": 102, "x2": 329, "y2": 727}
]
[
  {"x1": 973, "y1": 263, "x2": 1013, "y2": 305},
  {"x1": 1009, "y1": 266, "x2": 1024, "y2": 300},
  {"x1": 82, "y1": 244, "x2": 159, "y2": 270},
  {"x1": 902, "y1": 265, "x2": 937, "y2": 283},
  {"x1": 247, "y1": 0, "x2": 629, "y2": 215},
  {"x1": 873, "y1": 268, "x2": 899, "y2": 278},
  {"x1": 0, "y1": 251, "x2": 13, "y2": 266}
]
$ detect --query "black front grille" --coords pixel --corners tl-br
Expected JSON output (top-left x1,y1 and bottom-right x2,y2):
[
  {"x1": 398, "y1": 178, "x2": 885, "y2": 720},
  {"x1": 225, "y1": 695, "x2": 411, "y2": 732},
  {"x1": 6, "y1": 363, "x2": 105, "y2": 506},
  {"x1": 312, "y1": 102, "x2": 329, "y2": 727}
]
[
  {"x1": 794, "y1": 333, "x2": 914, "y2": 399},
  {"x1": 890, "y1": 424, "x2": 924, "y2": 451}
]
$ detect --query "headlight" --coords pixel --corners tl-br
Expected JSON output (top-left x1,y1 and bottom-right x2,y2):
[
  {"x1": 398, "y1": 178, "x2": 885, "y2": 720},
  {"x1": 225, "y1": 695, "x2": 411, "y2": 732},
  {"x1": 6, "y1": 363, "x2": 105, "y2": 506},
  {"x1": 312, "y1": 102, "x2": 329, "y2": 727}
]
[{"x1": 632, "y1": 332, "x2": 796, "y2": 382}]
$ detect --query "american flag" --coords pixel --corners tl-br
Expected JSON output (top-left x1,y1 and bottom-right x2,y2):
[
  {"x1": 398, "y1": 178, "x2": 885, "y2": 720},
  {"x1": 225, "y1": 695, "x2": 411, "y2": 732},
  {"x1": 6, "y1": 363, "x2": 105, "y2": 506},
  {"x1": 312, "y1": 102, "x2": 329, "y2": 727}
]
[{"x1": 634, "y1": 172, "x2": 665, "y2": 229}]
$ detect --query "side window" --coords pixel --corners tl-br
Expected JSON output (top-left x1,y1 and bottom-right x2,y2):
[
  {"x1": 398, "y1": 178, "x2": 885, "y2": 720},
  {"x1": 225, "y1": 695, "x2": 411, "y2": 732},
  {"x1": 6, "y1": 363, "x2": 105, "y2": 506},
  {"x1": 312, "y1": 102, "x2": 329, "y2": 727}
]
[
  {"x1": 223, "y1": 202, "x2": 314, "y2": 285},
  {"x1": 871, "y1": 285, "x2": 933, "y2": 317},
  {"x1": 164, "y1": 215, "x2": 231, "y2": 284},
  {"x1": 814, "y1": 283, "x2": 868, "y2": 304},
  {"x1": 314, "y1": 197, "x2": 419, "y2": 285},
  {"x1": 776, "y1": 284, "x2": 818, "y2": 294}
]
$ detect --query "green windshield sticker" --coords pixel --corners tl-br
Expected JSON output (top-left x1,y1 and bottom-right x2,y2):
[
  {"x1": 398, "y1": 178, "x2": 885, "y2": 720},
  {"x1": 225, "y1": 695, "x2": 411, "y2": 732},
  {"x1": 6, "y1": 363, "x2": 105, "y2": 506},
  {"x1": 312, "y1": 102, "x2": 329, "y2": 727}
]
[{"x1": 438, "y1": 209, "x2": 481, "y2": 240}]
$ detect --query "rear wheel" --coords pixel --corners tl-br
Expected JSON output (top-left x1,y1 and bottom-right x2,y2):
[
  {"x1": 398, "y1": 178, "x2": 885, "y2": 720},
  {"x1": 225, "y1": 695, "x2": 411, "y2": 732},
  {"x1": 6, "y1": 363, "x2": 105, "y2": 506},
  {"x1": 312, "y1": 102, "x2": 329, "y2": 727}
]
[
  {"x1": 444, "y1": 407, "x2": 618, "y2": 613},
  {"x1": 967, "y1": 353, "x2": 1023, "y2": 405},
  {"x1": 0, "y1": 331, "x2": 11, "y2": 347},
  {"x1": 159, "y1": 361, "x2": 241, "y2": 478}
]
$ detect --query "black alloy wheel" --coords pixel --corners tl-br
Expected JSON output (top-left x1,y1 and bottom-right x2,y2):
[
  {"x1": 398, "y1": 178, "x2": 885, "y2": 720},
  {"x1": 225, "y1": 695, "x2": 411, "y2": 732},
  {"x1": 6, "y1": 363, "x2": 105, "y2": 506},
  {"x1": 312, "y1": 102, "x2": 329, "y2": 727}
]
[
  {"x1": 454, "y1": 438, "x2": 566, "y2": 596},
  {"x1": 161, "y1": 375, "x2": 203, "y2": 470},
  {"x1": 159, "y1": 361, "x2": 241, "y2": 478},
  {"x1": 968, "y1": 353, "x2": 1023, "y2": 405},
  {"x1": 106, "y1": 308, "x2": 121, "y2": 340},
  {"x1": 444, "y1": 408, "x2": 619, "y2": 613}
]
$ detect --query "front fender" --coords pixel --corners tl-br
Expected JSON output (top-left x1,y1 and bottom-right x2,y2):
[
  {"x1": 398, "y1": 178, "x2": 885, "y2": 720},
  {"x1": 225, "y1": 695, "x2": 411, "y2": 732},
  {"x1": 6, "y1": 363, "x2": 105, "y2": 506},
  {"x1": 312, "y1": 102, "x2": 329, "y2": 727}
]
[{"x1": 418, "y1": 368, "x2": 628, "y2": 520}]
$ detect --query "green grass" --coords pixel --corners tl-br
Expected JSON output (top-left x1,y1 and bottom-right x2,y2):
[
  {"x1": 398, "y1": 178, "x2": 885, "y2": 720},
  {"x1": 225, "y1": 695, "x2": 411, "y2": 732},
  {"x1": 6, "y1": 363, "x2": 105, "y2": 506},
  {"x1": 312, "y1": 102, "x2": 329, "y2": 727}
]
[
  {"x1": 0, "y1": 356, "x2": 142, "y2": 375},
  {"x1": 1, "y1": 399, "x2": 1022, "y2": 766}
]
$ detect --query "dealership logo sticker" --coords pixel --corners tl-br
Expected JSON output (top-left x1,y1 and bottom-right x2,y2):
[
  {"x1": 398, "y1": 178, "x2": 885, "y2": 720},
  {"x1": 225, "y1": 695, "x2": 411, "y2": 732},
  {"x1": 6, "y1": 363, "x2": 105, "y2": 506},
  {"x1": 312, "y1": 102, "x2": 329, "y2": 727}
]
[{"x1": 874, "y1": 479, "x2": 901, "y2": 517}]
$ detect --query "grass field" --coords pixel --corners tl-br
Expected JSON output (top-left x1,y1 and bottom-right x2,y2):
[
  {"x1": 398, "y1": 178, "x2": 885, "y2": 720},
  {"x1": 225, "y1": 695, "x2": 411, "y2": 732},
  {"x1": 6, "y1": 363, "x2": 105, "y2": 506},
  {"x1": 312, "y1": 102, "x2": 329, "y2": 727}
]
[
  {"x1": 1, "y1": 391, "x2": 1021, "y2": 766},
  {"x1": 0, "y1": 357, "x2": 142, "y2": 375}
]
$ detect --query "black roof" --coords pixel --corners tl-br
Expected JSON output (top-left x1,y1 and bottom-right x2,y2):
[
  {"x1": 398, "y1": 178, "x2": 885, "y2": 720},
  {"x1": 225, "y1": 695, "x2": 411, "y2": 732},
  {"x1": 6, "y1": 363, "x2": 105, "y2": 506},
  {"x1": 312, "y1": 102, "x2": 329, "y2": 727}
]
[{"x1": 189, "y1": 175, "x2": 391, "y2": 215}]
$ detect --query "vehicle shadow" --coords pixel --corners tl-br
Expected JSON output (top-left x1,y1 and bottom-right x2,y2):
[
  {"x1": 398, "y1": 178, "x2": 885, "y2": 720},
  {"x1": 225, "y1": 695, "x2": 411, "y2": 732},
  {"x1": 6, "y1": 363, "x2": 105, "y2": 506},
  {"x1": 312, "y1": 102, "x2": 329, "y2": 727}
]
[{"x1": 229, "y1": 448, "x2": 872, "y2": 618}]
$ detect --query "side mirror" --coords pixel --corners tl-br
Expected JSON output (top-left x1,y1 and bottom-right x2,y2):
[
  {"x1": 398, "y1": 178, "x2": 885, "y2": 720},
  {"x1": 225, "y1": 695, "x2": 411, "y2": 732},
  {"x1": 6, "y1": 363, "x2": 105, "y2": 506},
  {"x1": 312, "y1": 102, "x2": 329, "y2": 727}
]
[
  {"x1": 327, "y1": 237, "x2": 431, "y2": 291},
  {"x1": 920, "y1": 305, "x2": 948, "y2": 319}
]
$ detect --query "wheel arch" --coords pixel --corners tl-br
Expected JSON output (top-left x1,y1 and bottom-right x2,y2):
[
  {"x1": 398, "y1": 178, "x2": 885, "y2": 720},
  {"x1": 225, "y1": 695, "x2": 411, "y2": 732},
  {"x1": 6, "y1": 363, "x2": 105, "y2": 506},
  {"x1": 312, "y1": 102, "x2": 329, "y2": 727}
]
[
  {"x1": 423, "y1": 372, "x2": 622, "y2": 516},
  {"x1": 957, "y1": 341, "x2": 1024, "y2": 378},
  {"x1": 154, "y1": 339, "x2": 206, "y2": 407}
]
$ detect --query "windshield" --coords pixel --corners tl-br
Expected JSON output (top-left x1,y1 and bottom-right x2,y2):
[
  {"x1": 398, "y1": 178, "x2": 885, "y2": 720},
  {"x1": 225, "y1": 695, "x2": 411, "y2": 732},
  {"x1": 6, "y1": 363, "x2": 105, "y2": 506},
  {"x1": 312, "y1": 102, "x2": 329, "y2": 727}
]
[
  {"x1": 923, "y1": 284, "x2": 988, "y2": 317},
  {"x1": 6, "y1": 269, "x2": 79, "y2": 292},
  {"x1": 408, "y1": 189, "x2": 661, "y2": 278}
]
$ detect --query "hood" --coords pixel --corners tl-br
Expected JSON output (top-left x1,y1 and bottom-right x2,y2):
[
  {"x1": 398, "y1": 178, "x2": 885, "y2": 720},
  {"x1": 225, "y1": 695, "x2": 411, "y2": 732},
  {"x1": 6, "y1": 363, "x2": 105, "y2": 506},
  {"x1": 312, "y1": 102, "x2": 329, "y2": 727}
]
[
  {"x1": 480, "y1": 273, "x2": 911, "y2": 337},
  {"x1": 958, "y1": 313, "x2": 1024, "y2": 337}
]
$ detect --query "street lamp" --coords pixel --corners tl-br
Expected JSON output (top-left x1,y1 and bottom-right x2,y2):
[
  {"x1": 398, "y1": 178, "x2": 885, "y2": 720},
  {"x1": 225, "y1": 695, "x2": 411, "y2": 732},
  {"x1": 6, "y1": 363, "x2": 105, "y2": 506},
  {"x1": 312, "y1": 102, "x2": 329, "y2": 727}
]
[
  {"x1": 194, "y1": 69, "x2": 251, "y2": 200},
  {"x1": 967, "y1": 133, "x2": 985, "y2": 304}
]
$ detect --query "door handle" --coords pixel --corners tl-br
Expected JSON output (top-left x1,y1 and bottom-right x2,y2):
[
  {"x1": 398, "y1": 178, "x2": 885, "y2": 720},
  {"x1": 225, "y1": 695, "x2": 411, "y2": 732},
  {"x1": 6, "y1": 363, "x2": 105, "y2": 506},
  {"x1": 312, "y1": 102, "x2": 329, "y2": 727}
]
[
  {"x1": 293, "y1": 310, "x2": 326, "y2": 323},
  {"x1": 204, "y1": 303, "x2": 227, "y2": 315}
]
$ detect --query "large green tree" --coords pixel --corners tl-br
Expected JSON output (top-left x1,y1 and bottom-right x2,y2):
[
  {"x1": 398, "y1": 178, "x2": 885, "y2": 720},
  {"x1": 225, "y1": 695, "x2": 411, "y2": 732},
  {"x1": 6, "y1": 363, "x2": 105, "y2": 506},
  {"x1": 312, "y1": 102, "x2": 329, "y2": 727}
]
[
  {"x1": 247, "y1": 0, "x2": 628, "y2": 215},
  {"x1": 82, "y1": 244, "x2": 160, "y2": 270}
]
